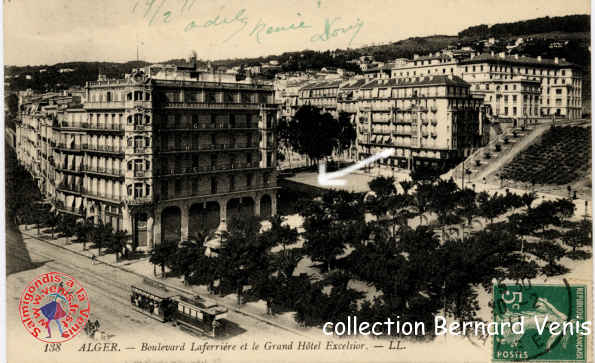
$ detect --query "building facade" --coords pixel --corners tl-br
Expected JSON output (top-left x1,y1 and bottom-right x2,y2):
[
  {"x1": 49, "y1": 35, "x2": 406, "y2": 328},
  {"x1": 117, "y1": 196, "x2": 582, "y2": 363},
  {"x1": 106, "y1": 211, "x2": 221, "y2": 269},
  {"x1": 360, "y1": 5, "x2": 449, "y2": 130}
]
[
  {"x1": 389, "y1": 51, "x2": 583, "y2": 121},
  {"x1": 355, "y1": 75, "x2": 488, "y2": 171},
  {"x1": 17, "y1": 65, "x2": 279, "y2": 251},
  {"x1": 459, "y1": 53, "x2": 583, "y2": 120}
]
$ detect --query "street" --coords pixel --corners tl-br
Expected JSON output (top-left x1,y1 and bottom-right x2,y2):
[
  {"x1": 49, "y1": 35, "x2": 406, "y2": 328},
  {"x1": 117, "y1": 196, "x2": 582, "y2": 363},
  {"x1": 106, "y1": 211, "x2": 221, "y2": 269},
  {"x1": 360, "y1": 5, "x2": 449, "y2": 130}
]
[{"x1": 5, "y1": 222, "x2": 297, "y2": 363}]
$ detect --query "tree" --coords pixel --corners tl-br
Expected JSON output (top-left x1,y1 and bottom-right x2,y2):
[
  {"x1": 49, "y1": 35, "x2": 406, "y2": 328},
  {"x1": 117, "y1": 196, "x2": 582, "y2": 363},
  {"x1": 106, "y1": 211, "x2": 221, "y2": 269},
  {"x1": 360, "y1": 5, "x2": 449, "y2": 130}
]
[
  {"x1": 74, "y1": 220, "x2": 93, "y2": 250},
  {"x1": 368, "y1": 176, "x2": 397, "y2": 200},
  {"x1": 109, "y1": 230, "x2": 129, "y2": 260},
  {"x1": 301, "y1": 190, "x2": 365, "y2": 272},
  {"x1": 563, "y1": 219, "x2": 592, "y2": 256},
  {"x1": 214, "y1": 215, "x2": 271, "y2": 305},
  {"x1": 45, "y1": 212, "x2": 60, "y2": 240},
  {"x1": 521, "y1": 192, "x2": 537, "y2": 211},
  {"x1": 336, "y1": 111, "x2": 356, "y2": 159},
  {"x1": 285, "y1": 105, "x2": 340, "y2": 165},
  {"x1": 149, "y1": 241, "x2": 178, "y2": 278}
]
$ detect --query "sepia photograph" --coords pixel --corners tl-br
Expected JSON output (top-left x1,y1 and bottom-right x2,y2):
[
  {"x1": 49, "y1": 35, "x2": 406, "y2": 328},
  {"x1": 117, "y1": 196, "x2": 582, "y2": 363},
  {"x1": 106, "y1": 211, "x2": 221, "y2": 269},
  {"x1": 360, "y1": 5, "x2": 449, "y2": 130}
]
[{"x1": 2, "y1": 0, "x2": 593, "y2": 362}]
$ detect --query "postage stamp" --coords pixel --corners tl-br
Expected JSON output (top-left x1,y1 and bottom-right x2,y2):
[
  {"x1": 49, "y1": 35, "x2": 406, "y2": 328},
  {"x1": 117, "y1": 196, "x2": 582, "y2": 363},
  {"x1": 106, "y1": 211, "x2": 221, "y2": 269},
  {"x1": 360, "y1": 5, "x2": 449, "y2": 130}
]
[
  {"x1": 18, "y1": 272, "x2": 91, "y2": 343},
  {"x1": 493, "y1": 281, "x2": 588, "y2": 362}
]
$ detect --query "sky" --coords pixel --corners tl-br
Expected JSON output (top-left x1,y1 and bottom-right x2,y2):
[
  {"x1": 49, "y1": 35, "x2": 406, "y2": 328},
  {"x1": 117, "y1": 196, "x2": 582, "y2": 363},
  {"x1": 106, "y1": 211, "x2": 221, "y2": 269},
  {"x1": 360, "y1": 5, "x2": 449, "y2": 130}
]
[{"x1": 2, "y1": 0, "x2": 591, "y2": 66}]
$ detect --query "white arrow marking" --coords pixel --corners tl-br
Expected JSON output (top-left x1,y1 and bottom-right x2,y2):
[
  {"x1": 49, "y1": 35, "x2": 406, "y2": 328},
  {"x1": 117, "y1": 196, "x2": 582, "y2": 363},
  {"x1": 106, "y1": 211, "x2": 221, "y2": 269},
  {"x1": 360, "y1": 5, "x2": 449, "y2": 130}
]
[{"x1": 318, "y1": 148, "x2": 395, "y2": 186}]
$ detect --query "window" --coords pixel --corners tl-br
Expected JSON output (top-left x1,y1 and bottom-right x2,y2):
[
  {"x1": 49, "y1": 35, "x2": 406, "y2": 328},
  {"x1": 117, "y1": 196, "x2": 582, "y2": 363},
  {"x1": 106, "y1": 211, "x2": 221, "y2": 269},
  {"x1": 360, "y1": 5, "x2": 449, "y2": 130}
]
[
  {"x1": 229, "y1": 175, "x2": 235, "y2": 191},
  {"x1": 513, "y1": 107, "x2": 517, "y2": 115},
  {"x1": 211, "y1": 177, "x2": 217, "y2": 194},
  {"x1": 175, "y1": 179, "x2": 182, "y2": 195},
  {"x1": 192, "y1": 178, "x2": 199, "y2": 195},
  {"x1": 161, "y1": 181, "x2": 168, "y2": 199},
  {"x1": 246, "y1": 173, "x2": 253, "y2": 187},
  {"x1": 134, "y1": 183, "x2": 143, "y2": 198}
]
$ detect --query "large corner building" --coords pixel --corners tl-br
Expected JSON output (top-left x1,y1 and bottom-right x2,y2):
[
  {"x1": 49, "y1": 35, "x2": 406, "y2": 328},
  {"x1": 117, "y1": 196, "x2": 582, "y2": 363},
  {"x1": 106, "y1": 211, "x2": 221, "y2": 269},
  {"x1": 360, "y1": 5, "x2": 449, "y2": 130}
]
[{"x1": 19, "y1": 63, "x2": 279, "y2": 250}]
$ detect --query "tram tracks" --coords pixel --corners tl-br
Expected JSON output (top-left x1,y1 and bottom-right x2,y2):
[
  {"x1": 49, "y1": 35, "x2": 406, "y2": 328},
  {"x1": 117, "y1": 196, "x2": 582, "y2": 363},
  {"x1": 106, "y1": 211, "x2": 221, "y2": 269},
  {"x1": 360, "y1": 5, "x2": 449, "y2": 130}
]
[{"x1": 16, "y1": 231, "x2": 307, "y2": 338}]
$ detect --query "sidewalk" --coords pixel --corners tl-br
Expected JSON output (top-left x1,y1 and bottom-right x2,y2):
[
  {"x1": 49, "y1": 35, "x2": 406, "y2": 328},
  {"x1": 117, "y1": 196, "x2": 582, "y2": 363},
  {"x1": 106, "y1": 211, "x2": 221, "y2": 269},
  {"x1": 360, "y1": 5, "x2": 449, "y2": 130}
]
[{"x1": 19, "y1": 225, "x2": 312, "y2": 338}]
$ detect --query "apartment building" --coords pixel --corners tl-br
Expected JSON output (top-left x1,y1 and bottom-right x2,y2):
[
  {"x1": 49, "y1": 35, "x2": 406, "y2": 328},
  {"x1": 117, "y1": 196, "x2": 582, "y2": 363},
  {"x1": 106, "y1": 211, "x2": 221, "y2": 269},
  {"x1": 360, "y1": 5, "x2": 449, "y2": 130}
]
[
  {"x1": 18, "y1": 64, "x2": 279, "y2": 251},
  {"x1": 459, "y1": 53, "x2": 582, "y2": 120},
  {"x1": 390, "y1": 52, "x2": 583, "y2": 121},
  {"x1": 17, "y1": 93, "x2": 81, "y2": 199},
  {"x1": 356, "y1": 75, "x2": 488, "y2": 171},
  {"x1": 298, "y1": 79, "x2": 344, "y2": 118}
]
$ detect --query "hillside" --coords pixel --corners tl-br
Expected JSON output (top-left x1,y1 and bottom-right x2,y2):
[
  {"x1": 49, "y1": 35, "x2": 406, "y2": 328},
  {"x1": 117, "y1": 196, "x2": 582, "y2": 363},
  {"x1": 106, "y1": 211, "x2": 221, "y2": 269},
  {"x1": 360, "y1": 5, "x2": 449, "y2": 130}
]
[
  {"x1": 501, "y1": 126, "x2": 591, "y2": 185},
  {"x1": 4, "y1": 14, "x2": 590, "y2": 93},
  {"x1": 458, "y1": 15, "x2": 589, "y2": 38}
]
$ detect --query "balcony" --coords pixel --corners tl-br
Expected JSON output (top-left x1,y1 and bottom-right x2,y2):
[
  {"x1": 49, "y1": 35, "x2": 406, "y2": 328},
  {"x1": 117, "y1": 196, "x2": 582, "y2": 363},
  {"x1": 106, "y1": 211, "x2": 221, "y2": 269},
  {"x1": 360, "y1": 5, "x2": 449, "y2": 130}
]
[
  {"x1": 55, "y1": 165, "x2": 84, "y2": 174},
  {"x1": 83, "y1": 101, "x2": 126, "y2": 110},
  {"x1": 159, "y1": 183, "x2": 278, "y2": 202},
  {"x1": 83, "y1": 166, "x2": 124, "y2": 177},
  {"x1": 55, "y1": 204, "x2": 84, "y2": 216},
  {"x1": 161, "y1": 102, "x2": 271, "y2": 111},
  {"x1": 158, "y1": 122, "x2": 259, "y2": 132},
  {"x1": 126, "y1": 197, "x2": 153, "y2": 206},
  {"x1": 158, "y1": 143, "x2": 258, "y2": 153},
  {"x1": 131, "y1": 146, "x2": 152, "y2": 154},
  {"x1": 133, "y1": 170, "x2": 151, "y2": 177},
  {"x1": 157, "y1": 162, "x2": 261, "y2": 177},
  {"x1": 56, "y1": 183, "x2": 84, "y2": 194},
  {"x1": 55, "y1": 143, "x2": 85, "y2": 152},
  {"x1": 88, "y1": 123, "x2": 124, "y2": 132},
  {"x1": 85, "y1": 145, "x2": 125, "y2": 155},
  {"x1": 83, "y1": 188, "x2": 124, "y2": 203}
]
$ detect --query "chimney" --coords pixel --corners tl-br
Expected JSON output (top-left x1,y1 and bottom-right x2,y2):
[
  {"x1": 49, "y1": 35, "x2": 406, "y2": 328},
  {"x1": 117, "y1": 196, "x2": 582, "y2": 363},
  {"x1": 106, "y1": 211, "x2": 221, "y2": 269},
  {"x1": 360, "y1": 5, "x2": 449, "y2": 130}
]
[
  {"x1": 490, "y1": 51, "x2": 495, "y2": 56},
  {"x1": 514, "y1": 54, "x2": 519, "y2": 59},
  {"x1": 413, "y1": 54, "x2": 419, "y2": 60},
  {"x1": 470, "y1": 53, "x2": 475, "y2": 59},
  {"x1": 561, "y1": 58, "x2": 566, "y2": 62},
  {"x1": 498, "y1": 52, "x2": 505, "y2": 58},
  {"x1": 554, "y1": 57, "x2": 559, "y2": 64},
  {"x1": 447, "y1": 74, "x2": 453, "y2": 80},
  {"x1": 537, "y1": 56, "x2": 542, "y2": 62}
]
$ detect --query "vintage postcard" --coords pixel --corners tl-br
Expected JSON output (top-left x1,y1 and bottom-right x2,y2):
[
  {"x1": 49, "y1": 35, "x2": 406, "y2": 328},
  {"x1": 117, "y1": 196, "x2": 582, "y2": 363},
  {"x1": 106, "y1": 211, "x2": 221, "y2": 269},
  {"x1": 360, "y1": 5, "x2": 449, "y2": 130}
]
[{"x1": 2, "y1": 0, "x2": 593, "y2": 362}]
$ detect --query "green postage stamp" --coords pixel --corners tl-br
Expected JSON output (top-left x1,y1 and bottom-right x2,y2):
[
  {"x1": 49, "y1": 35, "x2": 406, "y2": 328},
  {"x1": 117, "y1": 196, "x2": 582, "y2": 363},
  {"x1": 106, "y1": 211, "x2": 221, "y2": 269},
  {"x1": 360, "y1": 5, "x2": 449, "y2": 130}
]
[{"x1": 493, "y1": 282, "x2": 589, "y2": 362}]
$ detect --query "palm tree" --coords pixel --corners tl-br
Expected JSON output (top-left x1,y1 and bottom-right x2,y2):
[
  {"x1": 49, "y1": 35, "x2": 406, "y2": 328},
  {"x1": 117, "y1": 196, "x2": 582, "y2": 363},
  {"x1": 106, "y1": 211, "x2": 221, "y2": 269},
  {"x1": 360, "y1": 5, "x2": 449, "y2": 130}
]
[
  {"x1": 521, "y1": 192, "x2": 537, "y2": 212},
  {"x1": 150, "y1": 241, "x2": 178, "y2": 278}
]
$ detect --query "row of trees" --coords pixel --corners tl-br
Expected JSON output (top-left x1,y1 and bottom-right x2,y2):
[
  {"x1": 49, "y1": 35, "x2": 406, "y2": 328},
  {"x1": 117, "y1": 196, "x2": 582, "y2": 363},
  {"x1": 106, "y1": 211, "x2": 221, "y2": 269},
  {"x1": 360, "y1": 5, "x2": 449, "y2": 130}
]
[
  {"x1": 147, "y1": 169, "x2": 591, "y2": 335},
  {"x1": 458, "y1": 15, "x2": 589, "y2": 38}
]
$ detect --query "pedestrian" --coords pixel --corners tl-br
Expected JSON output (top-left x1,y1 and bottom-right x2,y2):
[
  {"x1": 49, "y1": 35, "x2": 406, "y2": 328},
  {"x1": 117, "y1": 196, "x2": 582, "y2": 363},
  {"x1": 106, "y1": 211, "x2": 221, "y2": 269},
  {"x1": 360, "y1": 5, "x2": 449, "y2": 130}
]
[{"x1": 91, "y1": 254, "x2": 96, "y2": 265}]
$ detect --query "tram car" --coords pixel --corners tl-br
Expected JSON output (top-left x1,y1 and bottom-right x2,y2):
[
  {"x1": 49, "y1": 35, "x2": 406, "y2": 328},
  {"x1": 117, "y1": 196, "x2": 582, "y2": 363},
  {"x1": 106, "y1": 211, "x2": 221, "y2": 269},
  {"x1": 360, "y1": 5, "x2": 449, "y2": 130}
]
[{"x1": 130, "y1": 284, "x2": 228, "y2": 337}]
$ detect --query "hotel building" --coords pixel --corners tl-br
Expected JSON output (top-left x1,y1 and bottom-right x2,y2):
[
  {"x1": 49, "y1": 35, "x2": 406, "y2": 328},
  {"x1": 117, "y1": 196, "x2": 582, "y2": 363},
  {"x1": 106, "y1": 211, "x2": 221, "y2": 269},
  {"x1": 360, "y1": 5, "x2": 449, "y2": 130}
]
[
  {"x1": 355, "y1": 75, "x2": 488, "y2": 171},
  {"x1": 18, "y1": 64, "x2": 279, "y2": 250}
]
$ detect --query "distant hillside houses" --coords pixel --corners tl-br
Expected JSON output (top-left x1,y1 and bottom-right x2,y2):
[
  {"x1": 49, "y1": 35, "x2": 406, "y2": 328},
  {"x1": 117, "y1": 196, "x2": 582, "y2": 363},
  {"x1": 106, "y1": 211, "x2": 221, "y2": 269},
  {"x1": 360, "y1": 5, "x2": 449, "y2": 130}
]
[{"x1": 275, "y1": 48, "x2": 585, "y2": 124}]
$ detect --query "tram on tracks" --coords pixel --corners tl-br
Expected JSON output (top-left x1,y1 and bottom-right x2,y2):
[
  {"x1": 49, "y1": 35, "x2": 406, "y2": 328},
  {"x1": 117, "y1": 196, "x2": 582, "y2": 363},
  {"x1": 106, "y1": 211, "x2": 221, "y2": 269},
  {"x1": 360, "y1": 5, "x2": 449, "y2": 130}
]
[{"x1": 130, "y1": 281, "x2": 228, "y2": 337}]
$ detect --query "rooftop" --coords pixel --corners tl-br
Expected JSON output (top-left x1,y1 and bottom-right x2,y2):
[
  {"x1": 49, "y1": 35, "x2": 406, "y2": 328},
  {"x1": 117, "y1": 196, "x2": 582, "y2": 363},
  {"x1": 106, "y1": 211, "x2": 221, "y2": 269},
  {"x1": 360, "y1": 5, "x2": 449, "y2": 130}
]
[
  {"x1": 460, "y1": 53, "x2": 578, "y2": 68},
  {"x1": 360, "y1": 75, "x2": 469, "y2": 89}
]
